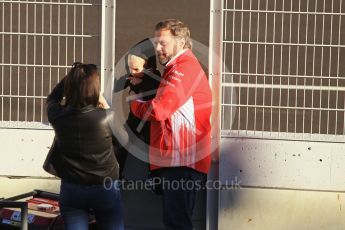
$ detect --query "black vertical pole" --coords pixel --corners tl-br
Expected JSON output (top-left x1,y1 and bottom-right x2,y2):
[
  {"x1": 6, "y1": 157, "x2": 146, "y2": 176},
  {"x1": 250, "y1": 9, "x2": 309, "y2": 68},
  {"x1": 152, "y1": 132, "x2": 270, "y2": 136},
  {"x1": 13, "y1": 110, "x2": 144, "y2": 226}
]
[{"x1": 20, "y1": 202, "x2": 28, "y2": 230}]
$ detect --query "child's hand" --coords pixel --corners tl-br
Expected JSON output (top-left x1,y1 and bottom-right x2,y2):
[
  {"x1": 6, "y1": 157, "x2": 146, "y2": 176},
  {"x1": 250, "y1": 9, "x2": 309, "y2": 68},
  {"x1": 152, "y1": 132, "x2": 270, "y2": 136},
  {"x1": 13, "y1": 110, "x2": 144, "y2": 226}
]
[{"x1": 127, "y1": 75, "x2": 143, "y2": 85}]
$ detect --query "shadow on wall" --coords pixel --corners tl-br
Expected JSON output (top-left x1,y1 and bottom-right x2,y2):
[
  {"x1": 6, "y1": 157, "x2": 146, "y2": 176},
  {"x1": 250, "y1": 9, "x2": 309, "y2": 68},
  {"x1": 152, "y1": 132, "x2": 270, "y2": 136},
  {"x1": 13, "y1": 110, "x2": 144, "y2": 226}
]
[
  {"x1": 219, "y1": 138, "x2": 245, "y2": 199},
  {"x1": 115, "y1": 0, "x2": 210, "y2": 64}
]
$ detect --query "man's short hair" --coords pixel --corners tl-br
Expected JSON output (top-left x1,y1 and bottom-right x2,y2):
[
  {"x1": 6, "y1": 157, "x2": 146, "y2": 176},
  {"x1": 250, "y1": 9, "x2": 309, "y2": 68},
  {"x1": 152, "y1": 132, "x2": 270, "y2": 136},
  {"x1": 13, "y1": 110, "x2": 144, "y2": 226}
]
[{"x1": 155, "y1": 19, "x2": 192, "y2": 49}]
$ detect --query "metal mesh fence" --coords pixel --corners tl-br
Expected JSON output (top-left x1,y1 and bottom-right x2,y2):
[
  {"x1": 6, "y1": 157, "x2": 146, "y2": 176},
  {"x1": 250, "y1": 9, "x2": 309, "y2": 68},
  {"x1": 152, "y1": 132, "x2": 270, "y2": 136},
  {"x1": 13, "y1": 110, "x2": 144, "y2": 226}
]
[
  {"x1": 222, "y1": 0, "x2": 345, "y2": 142},
  {"x1": 0, "y1": 0, "x2": 101, "y2": 128}
]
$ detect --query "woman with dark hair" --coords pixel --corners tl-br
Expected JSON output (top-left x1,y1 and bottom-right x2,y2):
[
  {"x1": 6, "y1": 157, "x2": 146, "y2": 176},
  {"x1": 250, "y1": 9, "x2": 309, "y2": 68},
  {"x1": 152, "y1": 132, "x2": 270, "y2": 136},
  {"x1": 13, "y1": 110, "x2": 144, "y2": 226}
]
[
  {"x1": 46, "y1": 62, "x2": 123, "y2": 230},
  {"x1": 117, "y1": 38, "x2": 161, "y2": 179}
]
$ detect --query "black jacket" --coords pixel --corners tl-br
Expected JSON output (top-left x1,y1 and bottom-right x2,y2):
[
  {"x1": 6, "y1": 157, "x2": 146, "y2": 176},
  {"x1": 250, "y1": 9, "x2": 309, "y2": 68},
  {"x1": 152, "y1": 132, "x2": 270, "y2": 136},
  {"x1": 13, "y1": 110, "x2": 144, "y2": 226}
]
[
  {"x1": 115, "y1": 70, "x2": 161, "y2": 179},
  {"x1": 126, "y1": 70, "x2": 161, "y2": 143},
  {"x1": 47, "y1": 78, "x2": 119, "y2": 185}
]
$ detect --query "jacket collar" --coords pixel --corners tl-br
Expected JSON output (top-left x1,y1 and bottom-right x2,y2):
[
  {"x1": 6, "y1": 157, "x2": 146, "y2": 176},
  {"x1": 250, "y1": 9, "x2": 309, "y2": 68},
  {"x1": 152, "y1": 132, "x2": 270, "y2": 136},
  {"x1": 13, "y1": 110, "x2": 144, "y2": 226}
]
[
  {"x1": 69, "y1": 104, "x2": 97, "y2": 113},
  {"x1": 165, "y1": 49, "x2": 189, "y2": 67}
]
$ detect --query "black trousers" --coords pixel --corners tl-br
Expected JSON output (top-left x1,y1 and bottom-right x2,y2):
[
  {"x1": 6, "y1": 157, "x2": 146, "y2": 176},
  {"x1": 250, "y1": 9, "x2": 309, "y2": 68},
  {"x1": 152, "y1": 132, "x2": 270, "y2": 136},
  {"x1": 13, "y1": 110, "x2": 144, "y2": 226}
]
[{"x1": 154, "y1": 167, "x2": 205, "y2": 230}]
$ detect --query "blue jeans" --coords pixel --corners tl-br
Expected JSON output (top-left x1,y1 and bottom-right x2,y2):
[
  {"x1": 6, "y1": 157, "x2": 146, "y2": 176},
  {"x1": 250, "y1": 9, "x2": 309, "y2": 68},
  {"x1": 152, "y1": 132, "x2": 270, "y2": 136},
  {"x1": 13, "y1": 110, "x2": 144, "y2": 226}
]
[{"x1": 59, "y1": 180, "x2": 124, "y2": 230}]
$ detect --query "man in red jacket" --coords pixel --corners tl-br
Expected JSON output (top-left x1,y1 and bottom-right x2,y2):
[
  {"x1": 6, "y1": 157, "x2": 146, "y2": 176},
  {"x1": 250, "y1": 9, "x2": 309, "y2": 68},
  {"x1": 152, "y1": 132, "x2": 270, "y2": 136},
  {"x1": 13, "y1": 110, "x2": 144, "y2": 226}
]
[{"x1": 130, "y1": 19, "x2": 212, "y2": 229}]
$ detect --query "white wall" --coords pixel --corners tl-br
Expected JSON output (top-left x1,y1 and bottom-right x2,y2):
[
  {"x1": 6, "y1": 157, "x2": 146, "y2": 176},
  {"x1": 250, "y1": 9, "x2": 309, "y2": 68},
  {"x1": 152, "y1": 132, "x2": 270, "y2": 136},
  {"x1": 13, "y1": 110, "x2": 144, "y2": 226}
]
[
  {"x1": 0, "y1": 177, "x2": 60, "y2": 198},
  {"x1": 219, "y1": 187, "x2": 345, "y2": 230},
  {"x1": 216, "y1": 138, "x2": 345, "y2": 229},
  {"x1": 0, "y1": 127, "x2": 58, "y2": 197}
]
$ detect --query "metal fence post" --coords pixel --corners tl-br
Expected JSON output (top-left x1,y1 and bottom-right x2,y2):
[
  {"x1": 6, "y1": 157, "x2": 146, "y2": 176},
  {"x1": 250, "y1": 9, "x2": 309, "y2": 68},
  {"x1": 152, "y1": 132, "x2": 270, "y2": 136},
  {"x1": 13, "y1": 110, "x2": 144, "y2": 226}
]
[
  {"x1": 101, "y1": 0, "x2": 116, "y2": 105},
  {"x1": 207, "y1": 0, "x2": 223, "y2": 229}
]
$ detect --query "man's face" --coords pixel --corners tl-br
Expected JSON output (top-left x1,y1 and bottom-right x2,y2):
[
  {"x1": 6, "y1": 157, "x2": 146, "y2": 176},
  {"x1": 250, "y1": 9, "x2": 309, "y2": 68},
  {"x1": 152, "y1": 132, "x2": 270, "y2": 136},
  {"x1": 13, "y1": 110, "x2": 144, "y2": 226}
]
[{"x1": 154, "y1": 29, "x2": 184, "y2": 65}]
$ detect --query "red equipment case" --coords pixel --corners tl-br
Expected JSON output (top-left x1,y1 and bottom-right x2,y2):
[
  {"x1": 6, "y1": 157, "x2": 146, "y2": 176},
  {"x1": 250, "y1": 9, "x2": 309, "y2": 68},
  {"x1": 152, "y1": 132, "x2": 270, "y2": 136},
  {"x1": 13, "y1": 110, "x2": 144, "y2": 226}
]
[{"x1": 0, "y1": 190, "x2": 64, "y2": 229}]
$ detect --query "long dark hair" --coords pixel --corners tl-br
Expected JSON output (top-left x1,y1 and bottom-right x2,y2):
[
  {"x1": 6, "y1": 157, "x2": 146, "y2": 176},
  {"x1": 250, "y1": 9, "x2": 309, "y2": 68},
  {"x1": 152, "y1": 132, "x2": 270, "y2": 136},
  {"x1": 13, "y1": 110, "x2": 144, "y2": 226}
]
[{"x1": 64, "y1": 62, "x2": 100, "y2": 108}]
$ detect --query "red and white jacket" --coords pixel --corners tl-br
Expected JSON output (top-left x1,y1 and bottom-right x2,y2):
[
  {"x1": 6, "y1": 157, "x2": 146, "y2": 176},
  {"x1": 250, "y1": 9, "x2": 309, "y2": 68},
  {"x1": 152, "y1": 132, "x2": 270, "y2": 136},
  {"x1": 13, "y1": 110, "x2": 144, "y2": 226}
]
[{"x1": 130, "y1": 49, "x2": 212, "y2": 174}]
